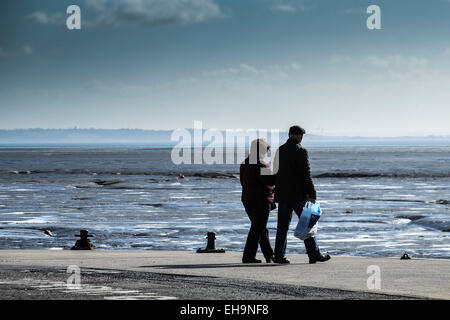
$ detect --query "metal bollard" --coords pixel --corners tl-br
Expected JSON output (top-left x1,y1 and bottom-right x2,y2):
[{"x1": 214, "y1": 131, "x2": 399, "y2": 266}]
[
  {"x1": 206, "y1": 232, "x2": 216, "y2": 250},
  {"x1": 196, "y1": 232, "x2": 225, "y2": 253},
  {"x1": 400, "y1": 252, "x2": 411, "y2": 260},
  {"x1": 71, "y1": 229, "x2": 96, "y2": 250}
]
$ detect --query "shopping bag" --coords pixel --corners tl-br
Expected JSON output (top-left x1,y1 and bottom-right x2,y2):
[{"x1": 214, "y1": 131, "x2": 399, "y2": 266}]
[{"x1": 294, "y1": 201, "x2": 322, "y2": 240}]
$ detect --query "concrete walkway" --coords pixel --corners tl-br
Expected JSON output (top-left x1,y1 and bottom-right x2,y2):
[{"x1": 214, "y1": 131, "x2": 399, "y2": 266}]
[{"x1": 0, "y1": 250, "x2": 448, "y2": 299}]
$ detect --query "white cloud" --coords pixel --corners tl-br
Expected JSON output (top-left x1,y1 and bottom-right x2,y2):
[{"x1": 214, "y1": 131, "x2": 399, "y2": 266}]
[
  {"x1": 272, "y1": 4, "x2": 297, "y2": 13},
  {"x1": 82, "y1": 61, "x2": 302, "y2": 96},
  {"x1": 82, "y1": 79, "x2": 115, "y2": 93},
  {"x1": 364, "y1": 55, "x2": 389, "y2": 68},
  {"x1": 0, "y1": 46, "x2": 33, "y2": 57},
  {"x1": 290, "y1": 63, "x2": 301, "y2": 70},
  {"x1": 86, "y1": 0, "x2": 108, "y2": 10},
  {"x1": 28, "y1": 0, "x2": 222, "y2": 28},
  {"x1": 363, "y1": 55, "x2": 428, "y2": 69},
  {"x1": 202, "y1": 64, "x2": 260, "y2": 78},
  {"x1": 330, "y1": 55, "x2": 351, "y2": 64},
  {"x1": 22, "y1": 45, "x2": 33, "y2": 55},
  {"x1": 343, "y1": 8, "x2": 365, "y2": 15},
  {"x1": 88, "y1": 0, "x2": 223, "y2": 27},
  {"x1": 29, "y1": 10, "x2": 64, "y2": 25},
  {"x1": 271, "y1": 1, "x2": 309, "y2": 13},
  {"x1": 201, "y1": 62, "x2": 301, "y2": 80}
]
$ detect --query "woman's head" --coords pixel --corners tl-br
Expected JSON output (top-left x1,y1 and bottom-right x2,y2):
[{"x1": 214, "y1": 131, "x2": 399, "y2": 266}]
[{"x1": 249, "y1": 138, "x2": 270, "y2": 162}]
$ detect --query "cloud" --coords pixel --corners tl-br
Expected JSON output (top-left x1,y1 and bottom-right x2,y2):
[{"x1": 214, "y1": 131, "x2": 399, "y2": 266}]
[
  {"x1": 330, "y1": 55, "x2": 351, "y2": 64},
  {"x1": 272, "y1": 4, "x2": 297, "y2": 13},
  {"x1": 29, "y1": 10, "x2": 64, "y2": 25},
  {"x1": 0, "y1": 45, "x2": 33, "y2": 57},
  {"x1": 28, "y1": 0, "x2": 222, "y2": 28},
  {"x1": 343, "y1": 8, "x2": 365, "y2": 15},
  {"x1": 202, "y1": 64, "x2": 259, "y2": 78},
  {"x1": 22, "y1": 45, "x2": 33, "y2": 55},
  {"x1": 361, "y1": 54, "x2": 439, "y2": 87},
  {"x1": 363, "y1": 55, "x2": 428, "y2": 69},
  {"x1": 201, "y1": 62, "x2": 301, "y2": 80},
  {"x1": 81, "y1": 79, "x2": 115, "y2": 94},
  {"x1": 363, "y1": 55, "x2": 389, "y2": 68},
  {"x1": 271, "y1": 1, "x2": 309, "y2": 13},
  {"x1": 86, "y1": 0, "x2": 108, "y2": 10},
  {"x1": 81, "y1": 61, "x2": 302, "y2": 96},
  {"x1": 87, "y1": 0, "x2": 223, "y2": 27}
]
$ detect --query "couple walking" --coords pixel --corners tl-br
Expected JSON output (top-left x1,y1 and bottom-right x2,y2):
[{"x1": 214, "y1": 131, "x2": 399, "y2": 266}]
[{"x1": 240, "y1": 125, "x2": 331, "y2": 264}]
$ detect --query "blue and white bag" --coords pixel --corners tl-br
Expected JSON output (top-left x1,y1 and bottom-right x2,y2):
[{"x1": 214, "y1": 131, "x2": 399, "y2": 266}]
[{"x1": 294, "y1": 202, "x2": 322, "y2": 240}]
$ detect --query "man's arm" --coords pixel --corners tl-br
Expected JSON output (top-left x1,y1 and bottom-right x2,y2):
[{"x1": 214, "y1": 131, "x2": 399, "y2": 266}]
[{"x1": 298, "y1": 148, "x2": 316, "y2": 201}]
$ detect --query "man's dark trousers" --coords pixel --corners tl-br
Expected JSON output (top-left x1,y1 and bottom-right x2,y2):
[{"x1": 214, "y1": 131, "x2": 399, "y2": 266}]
[
  {"x1": 243, "y1": 202, "x2": 274, "y2": 261},
  {"x1": 274, "y1": 201, "x2": 320, "y2": 259}
]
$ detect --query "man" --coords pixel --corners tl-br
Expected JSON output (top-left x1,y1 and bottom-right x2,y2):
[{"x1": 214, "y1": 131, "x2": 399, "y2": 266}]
[{"x1": 273, "y1": 125, "x2": 330, "y2": 264}]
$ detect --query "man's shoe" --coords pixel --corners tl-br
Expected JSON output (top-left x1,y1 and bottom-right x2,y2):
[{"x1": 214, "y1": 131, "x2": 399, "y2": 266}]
[
  {"x1": 242, "y1": 258, "x2": 262, "y2": 263},
  {"x1": 273, "y1": 257, "x2": 290, "y2": 264},
  {"x1": 265, "y1": 255, "x2": 275, "y2": 263},
  {"x1": 309, "y1": 253, "x2": 331, "y2": 264}
]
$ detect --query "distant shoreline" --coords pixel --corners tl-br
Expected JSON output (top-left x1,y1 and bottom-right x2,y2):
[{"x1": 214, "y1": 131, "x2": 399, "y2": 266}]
[
  {"x1": 0, "y1": 129, "x2": 449, "y2": 147},
  {"x1": 1, "y1": 142, "x2": 450, "y2": 149}
]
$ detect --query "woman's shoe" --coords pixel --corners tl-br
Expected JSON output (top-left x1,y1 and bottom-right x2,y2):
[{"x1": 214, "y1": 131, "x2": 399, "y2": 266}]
[
  {"x1": 309, "y1": 253, "x2": 331, "y2": 264},
  {"x1": 242, "y1": 258, "x2": 262, "y2": 263}
]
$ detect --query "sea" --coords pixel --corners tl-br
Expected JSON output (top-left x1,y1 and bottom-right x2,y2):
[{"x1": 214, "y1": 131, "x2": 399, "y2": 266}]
[{"x1": 0, "y1": 144, "x2": 448, "y2": 259}]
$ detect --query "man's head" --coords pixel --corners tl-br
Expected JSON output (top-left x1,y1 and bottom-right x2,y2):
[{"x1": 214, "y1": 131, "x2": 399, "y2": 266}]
[{"x1": 288, "y1": 125, "x2": 305, "y2": 143}]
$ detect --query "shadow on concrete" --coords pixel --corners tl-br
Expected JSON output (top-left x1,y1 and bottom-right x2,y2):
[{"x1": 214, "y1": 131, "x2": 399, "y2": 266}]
[{"x1": 139, "y1": 263, "x2": 308, "y2": 269}]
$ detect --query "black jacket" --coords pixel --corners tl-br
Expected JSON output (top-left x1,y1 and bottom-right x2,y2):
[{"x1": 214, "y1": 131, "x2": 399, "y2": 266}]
[
  {"x1": 240, "y1": 157, "x2": 275, "y2": 204},
  {"x1": 273, "y1": 138, "x2": 316, "y2": 203}
]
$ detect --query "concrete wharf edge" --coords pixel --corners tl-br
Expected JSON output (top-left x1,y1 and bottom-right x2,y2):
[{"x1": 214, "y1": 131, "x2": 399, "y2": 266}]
[{"x1": 0, "y1": 250, "x2": 448, "y2": 299}]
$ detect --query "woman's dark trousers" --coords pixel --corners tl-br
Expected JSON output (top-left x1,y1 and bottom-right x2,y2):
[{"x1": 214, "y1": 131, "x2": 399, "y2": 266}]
[{"x1": 243, "y1": 201, "x2": 274, "y2": 261}]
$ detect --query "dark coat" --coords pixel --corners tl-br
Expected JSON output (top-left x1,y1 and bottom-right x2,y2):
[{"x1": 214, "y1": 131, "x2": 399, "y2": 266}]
[
  {"x1": 273, "y1": 138, "x2": 316, "y2": 203},
  {"x1": 240, "y1": 157, "x2": 275, "y2": 204}
]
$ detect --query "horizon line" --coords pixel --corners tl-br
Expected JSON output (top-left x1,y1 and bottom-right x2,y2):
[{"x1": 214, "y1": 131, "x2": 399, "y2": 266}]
[{"x1": 0, "y1": 128, "x2": 449, "y2": 139}]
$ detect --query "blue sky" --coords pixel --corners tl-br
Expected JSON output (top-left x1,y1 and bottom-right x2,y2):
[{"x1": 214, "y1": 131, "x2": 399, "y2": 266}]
[{"x1": 1, "y1": 0, "x2": 450, "y2": 136}]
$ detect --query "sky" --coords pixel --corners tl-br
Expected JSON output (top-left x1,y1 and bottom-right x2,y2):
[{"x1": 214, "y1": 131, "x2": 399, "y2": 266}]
[{"x1": 0, "y1": 0, "x2": 450, "y2": 136}]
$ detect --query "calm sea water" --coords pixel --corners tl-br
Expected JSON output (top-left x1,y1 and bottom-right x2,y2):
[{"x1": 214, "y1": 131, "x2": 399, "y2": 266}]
[{"x1": 0, "y1": 146, "x2": 448, "y2": 258}]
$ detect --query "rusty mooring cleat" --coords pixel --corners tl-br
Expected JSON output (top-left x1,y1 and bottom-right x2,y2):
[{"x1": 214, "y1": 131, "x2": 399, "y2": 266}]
[
  {"x1": 400, "y1": 252, "x2": 411, "y2": 260},
  {"x1": 71, "y1": 230, "x2": 96, "y2": 250},
  {"x1": 196, "y1": 232, "x2": 225, "y2": 253}
]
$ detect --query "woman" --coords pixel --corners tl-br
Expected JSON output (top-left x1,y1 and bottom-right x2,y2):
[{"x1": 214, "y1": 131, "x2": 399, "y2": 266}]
[{"x1": 239, "y1": 139, "x2": 276, "y2": 263}]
